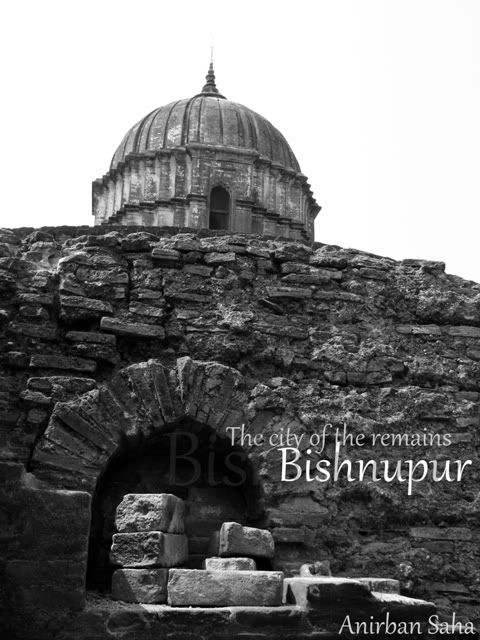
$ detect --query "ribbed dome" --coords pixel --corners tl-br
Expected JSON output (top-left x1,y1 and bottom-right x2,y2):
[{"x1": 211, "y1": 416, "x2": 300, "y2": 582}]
[
  {"x1": 93, "y1": 64, "x2": 319, "y2": 239},
  {"x1": 111, "y1": 80, "x2": 301, "y2": 173}
]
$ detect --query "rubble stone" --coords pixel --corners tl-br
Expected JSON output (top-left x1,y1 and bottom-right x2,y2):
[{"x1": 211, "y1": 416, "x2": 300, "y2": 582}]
[
  {"x1": 2, "y1": 227, "x2": 480, "y2": 634},
  {"x1": 215, "y1": 522, "x2": 275, "y2": 559},
  {"x1": 284, "y1": 576, "x2": 372, "y2": 607},
  {"x1": 29, "y1": 355, "x2": 97, "y2": 373},
  {"x1": 110, "y1": 532, "x2": 188, "y2": 567},
  {"x1": 115, "y1": 493, "x2": 185, "y2": 533},
  {"x1": 111, "y1": 568, "x2": 169, "y2": 603},
  {"x1": 299, "y1": 560, "x2": 332, "y2": 577},
  {"x1": 204, "y1": 557, "x2": 256, "y2": 571},
  {"x1": 357, "y1": 577, "x2": 400, "y2": 594},
  {"x1": 100, "y1": 317, "x2": 165, "y2": 339}
]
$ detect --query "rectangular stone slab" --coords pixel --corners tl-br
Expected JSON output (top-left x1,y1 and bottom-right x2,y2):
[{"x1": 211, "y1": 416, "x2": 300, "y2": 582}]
[
  {"x1": 110, "y1": 532, "x2": 188, "y2": 567},
  {"x1": 204, "y1": 557, "x2": 256, "y2": 571},
  {"x1": 284, "y1": 576, "x2": 373, "y2": 607},
  {"x1": 216, "y1": 522, "x2": 275, "y2": 559},
  {"x1": 115, "y1": 493, "x2": 185, "y2": 533},
  {"x1": 357, "y1": 577, "x2": 400, "y2": 594},
  {"x1": 100, "y1": 317, "x2": 165, "y2": 339},
  {"x1": 112, "y1": 568, "x2": 169, "y2": 603},
  {"x1": 168, "y1": 569, "x2": 284, "y2": 607}
]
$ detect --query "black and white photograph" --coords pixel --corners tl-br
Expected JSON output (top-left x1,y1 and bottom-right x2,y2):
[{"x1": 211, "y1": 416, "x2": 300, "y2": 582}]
[{"x1": 1, "y1": 1, "x2": 479, "y2": 638}]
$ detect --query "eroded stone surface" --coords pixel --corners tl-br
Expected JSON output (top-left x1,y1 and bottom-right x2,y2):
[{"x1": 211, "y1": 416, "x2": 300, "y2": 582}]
[
  {"x1": 371, "y1": 591, "x2": 436, "y2": 621},
  {"x1": 204, "y1": 557, "x2": 256, "y2": 571},
  {"x1": 57, "y1": 599, "x2": 313, "y2": 640},
  {"x1": 2, "y1": 228, "x2": 480, "y2": 636},
  {"x1": 115, "y1": 493, "x2": 185, "y2": 533},
  {"x1": 110, "y1": 532, "x2": 188, "y2": 567},
  {"x1": 167, "y1": 569, "x2": 284, "y2": 607},
  {"x1": 216, "y1": 522, "x2": 275, "y2": 559},
  {"x1": 111, "y1": 568, "x2": 169, "y2": 603},
  {"x1": 357, "y1": 577, "x2": 400, "y2": 594},
  {"x1": 285, "y1": 577, "x2": 435, "y2": 624},
  {"x1": 285, "y1": 577, "x2": 373, "y2": 608},
  {"x1": 299, "y1": 560, "x2": 332, "y2": 577},
  {"x1": 100, "y1": 317, "x2": 165, "y2": 339}
]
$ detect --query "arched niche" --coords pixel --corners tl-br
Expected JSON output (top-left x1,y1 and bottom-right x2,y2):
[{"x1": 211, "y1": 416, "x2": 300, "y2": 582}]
[
  {"x1": 209, "y1": 185, "x2": 230, "y2": 230},
  {"x1": 87, "y1": 418, "x2": 261, "y2": 591},
  {"x1": 29, "y1": 357, "x2": 266, "y2": 596}
]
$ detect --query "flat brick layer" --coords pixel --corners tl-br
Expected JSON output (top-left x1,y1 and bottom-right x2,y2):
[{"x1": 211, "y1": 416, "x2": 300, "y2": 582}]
[
  {"x1": 357, "y1": 577, "x2": 400, "y2": 594},
  {"x1": 110, "y1": 532, "x2": 188, "y2": 568},
  {"x1": 111, "y1": 568, "x2": 169, "y2": 603},
  {"x1": 217, "y1": 522, "x2": 275, "y2": 559},
  {"x1": 100, "y1": 317, "x2": 165, "y2": 339},
  {"x1": 167, "y1": 569, "x2": 284, "y2": 607},
  {"x1": 115, "y1": 493, "x2": 185, "y2": 533},
  {"x1": 204, "y1": 557, "x2": 256, "y2": 571}
]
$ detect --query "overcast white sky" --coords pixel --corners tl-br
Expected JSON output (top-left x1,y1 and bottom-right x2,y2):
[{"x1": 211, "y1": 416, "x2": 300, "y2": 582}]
[{"x1": 1, "y1": 0, "x2": 479, "y2": 282}]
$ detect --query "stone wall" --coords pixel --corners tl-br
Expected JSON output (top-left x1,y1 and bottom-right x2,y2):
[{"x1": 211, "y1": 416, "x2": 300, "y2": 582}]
[{"x1": 1, "y1": 225, "x2": 479, "y2": 636}]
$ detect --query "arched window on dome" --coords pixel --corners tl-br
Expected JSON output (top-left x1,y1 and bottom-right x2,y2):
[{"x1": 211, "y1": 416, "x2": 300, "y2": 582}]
[{"x1": 209, "y1": 186, "x2": 230, "y2": 230}]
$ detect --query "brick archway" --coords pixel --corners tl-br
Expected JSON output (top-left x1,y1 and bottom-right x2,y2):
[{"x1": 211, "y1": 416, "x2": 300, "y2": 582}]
[
  {"x1": 12, "y1": 357, "x2": 261, "y2": 636},
  {"x1": 31, "y1": 357, "x2": 250, "y2": 492}
]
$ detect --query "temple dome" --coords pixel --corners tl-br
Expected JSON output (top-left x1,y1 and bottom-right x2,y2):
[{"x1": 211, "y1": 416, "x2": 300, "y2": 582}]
[
  {"x1": 93, "y1": 63, "x2": 319, "y2": 240},
  {"x1": 110, "y1": 96, "x2": 300, "y2": 173}
]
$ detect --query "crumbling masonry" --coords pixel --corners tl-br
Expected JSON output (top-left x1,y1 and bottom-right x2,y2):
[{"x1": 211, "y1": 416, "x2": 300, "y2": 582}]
[{"x1": 0, "y1": 225, "x2": 479, "y2": 638}]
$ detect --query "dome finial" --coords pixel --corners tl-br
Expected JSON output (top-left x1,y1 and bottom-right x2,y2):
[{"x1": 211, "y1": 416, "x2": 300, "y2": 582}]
[{"x1": 200, "y1": 55, "x2": 226, "y2": 98}]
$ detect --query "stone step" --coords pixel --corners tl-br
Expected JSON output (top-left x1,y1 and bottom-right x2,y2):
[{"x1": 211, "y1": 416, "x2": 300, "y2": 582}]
[
  {"x1": 356, "y1": 576, "x2": 400, "y2": 594},
  {"x1": 110, "y1": 531, "x2": 188, "y2": 567},
  {"x1": 371, "y1": 591, "x2": 436, "y2": 621},
  {"x1": 115, "y1": 493, "x2": 185, "y2": 533},
  {"x1": 167, "y1": 569, "x2": 284, "y2": 607},
  {"x1": 284, "y1": 576, "x2": 372, "y2": 607},
  {"x1": 284, "y1": 577, "x2": 435, "y2": 624},
  {"x1": 61, "y1": 601, "x2": 318, "y2": 640}
]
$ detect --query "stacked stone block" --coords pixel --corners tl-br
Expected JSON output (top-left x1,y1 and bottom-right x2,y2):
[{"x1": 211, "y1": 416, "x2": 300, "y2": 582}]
[
  {"x1": 110, "y1": 493, "x2": 187, "y2": 603},
  {"x1": 167, "y1": 522, "x2": 283, "y2": 607},
  {"x1": 208, "y1": 521, "x2": 275, "y2": 561}
]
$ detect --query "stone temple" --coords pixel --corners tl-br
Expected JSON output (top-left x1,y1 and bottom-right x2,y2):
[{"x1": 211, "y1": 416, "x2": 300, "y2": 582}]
[
  {"x1": 92, "y1": 64, "x2": 319, "y2": 240},
  {"x1": 1, "y1": 64, "x2": 479, "y2": 639}
]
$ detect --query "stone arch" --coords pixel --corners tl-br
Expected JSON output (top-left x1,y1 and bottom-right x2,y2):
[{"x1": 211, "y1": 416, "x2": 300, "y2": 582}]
[
  {"x1": 23, "y1": 356, "x2": 272, "y2": 618},
  {"x1": 30, "y1": 357, "x2": 251, "y2": 493}
]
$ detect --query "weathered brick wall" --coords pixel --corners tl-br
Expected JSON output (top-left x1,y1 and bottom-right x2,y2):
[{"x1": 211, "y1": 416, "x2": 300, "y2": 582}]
[{"x1": 1, "y1": 225, "x2": 479, "y2": 634}]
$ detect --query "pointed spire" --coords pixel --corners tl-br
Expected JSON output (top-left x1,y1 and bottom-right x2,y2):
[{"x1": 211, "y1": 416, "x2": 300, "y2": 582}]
[{"x1": 200, "y1": 59, "x2": 226, "y2": 99}]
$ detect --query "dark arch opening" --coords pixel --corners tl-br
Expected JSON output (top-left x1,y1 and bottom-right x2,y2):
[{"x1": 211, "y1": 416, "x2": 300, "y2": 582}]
[
  {"x1": 209, "y1": 186, "x2": 230, "y2": 230},
  {"x1": 86, "y1": 418, "x2": 264, "y2": 592}
]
